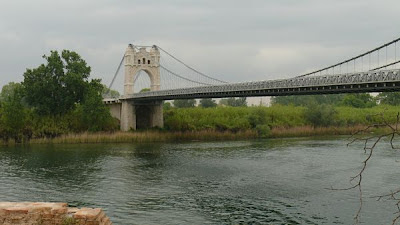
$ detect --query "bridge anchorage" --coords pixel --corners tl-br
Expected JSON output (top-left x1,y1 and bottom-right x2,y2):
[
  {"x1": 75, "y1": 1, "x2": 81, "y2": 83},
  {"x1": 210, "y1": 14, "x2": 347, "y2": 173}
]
[{"x1": 105, "y1": 37, "x2": 400, "y2": 131}]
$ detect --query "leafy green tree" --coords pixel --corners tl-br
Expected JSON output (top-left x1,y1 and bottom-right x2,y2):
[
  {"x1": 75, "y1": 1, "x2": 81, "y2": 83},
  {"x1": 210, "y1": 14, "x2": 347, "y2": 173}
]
[
  {"x1": 173, "y1": 99, "x2": 196, "y2": 108},
  {"x1": 220, "y1": 97, "x2": 247, "y2": 107},
  {"x1": 102, "y1": 85, "x2": 120, "y2": 98},
  {"x1": 255, "y1": 124, "x2": 270, "y2": 137},
  {"x1": 0, "y1": 84, "x2": 27, "y2": 142},
  {"x1": 377, "y1": 92, "x2": 400, "y2": 105},
  {"x1": 0, "y1": 82, "x2": 24, "y2": 103},
  {"x1": 140, "y1": 88, "x2": 150, "y2": 93},
  {"x1": 340, "y1": 93, "x2": 376, "y2": 108},
  {"x1": 76, "y1": 80, "x2": 117, "y2": 132},
  {"x1": 23, "y1": 50, "x2": 91, "y2": 115},
  {"x1": 199, "y1": 98, "x2": 217, "y2": 108},
  {"x1": 271, "y1": 94, "x2": 345, "y2": 106},
  {"x1": 304, "y1": 103, "x2": 337, "y2": 127},
  {"x1": 246, "y1": 107, "x2": 271, "y2": 137},
  {"x1": 247, "y1": 107, "x2": 268, "y2": 128},
  {"x1": 163, "y1": 102, "x2": 172, "y2": 110}
]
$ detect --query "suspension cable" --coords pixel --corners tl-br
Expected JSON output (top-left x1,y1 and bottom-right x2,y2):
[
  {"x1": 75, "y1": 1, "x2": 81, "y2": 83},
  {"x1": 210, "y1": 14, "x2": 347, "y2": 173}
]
[
  {"x1": 156, "y1": 46, "x2": 228, "y2": 84},
  {"x1": 108, "y1": 53, "x2": 125, "y2": 90},
  {"x1": 297, "y1": 37, "x2": 400, "y2": 78},
  {"x1": 133, "y1": 72, "x2": 141, "y2": 84},
  {"x1": 370, "y1": 60, "x2": 400, "y2": 71},
  {"x1": 160, "y1": 65, "x2": 212, "y2": 86}
]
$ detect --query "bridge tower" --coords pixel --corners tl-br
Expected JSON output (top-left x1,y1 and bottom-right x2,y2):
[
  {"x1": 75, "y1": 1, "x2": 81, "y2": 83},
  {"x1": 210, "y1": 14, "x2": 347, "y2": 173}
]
[{"x1": 120, "y1": 44, "x2": 163, "y2": 131}]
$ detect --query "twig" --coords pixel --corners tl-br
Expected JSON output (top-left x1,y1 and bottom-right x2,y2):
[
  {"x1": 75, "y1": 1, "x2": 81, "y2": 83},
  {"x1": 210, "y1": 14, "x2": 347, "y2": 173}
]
[{"x1": 330, "y1": 110, "x2": 400, "y2": 224}]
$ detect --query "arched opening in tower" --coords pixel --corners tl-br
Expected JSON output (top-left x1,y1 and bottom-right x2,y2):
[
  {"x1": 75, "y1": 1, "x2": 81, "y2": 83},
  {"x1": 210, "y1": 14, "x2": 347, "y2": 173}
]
[{"x1": 133, "y1": 70, "x2": 152, "y2": 93}]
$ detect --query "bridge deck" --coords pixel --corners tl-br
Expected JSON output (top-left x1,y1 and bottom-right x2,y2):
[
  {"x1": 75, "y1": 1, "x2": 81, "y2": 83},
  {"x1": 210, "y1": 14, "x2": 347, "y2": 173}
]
[{"x1": 107, "y1": 69, "x2": 400, "y2": 102}]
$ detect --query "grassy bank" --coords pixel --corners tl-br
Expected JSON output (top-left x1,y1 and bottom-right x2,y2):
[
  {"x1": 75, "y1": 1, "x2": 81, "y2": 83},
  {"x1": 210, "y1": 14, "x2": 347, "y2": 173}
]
[
  {"x1": 2, "y1": 104, "x2": 399, "y2": 145},
  {"x1": 28, "y1": 130, "x2": 258, "y2": 144},
  {"x1": 21, "y1": 125, "x2": 390, "y2": 144},
  {"x1": 164, "y1": 105, "x2": 400, "y2": 131},
  {"x1": 269, "y1": 125, "x2": 391, "y2": 138}
]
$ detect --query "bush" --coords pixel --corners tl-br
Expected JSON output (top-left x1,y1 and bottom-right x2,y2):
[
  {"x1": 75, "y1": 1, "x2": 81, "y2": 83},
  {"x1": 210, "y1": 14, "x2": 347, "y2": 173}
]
[
  {"x1": 340, "y1": 93, "x2": 376, "y2": 108},
  {"x1": 247, "y1": 107, "x2": 268, "y2": 128},
  {"x1": 255, "y1": 124, "x2": 270, "y2": 137},
  {"x1": 304, "y1": 103, "x2": 337, "y2": 127}
]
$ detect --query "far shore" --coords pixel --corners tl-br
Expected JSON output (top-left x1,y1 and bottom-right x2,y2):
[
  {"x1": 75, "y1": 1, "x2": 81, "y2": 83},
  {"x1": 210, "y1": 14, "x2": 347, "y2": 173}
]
[{"x1": 0, "y1": 125, "x2": 389, "y2": 145}]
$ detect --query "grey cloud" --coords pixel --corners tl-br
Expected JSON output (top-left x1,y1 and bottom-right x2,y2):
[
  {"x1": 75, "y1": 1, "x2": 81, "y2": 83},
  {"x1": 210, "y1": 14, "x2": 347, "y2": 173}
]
[{"x1": 0, "y1": 0, "x2": 400, "y2": 91}]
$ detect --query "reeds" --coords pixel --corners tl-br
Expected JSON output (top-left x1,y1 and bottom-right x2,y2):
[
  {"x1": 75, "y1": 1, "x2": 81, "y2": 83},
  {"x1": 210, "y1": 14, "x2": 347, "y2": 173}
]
[
  {"x1": 2, "y1": 125, "x2": 393, "y2": 145},
  {"x1": 28, "y1": 130, "x2": 258, "y2": 144},
  {"x1": 269, "y1": 125, "x2": 390, "y2": 138}
]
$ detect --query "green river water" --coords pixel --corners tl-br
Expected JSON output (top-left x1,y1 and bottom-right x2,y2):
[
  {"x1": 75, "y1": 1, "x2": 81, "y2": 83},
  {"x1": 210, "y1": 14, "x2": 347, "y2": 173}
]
[{"x1": 0, "y1": 137, "x2": 399, "y2": 224}]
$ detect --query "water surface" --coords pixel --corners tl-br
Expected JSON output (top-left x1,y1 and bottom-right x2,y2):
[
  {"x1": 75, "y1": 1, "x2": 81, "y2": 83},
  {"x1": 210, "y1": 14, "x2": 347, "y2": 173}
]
[{"x1": 0, "y1": 137, "x2": 399, "y2": 224}]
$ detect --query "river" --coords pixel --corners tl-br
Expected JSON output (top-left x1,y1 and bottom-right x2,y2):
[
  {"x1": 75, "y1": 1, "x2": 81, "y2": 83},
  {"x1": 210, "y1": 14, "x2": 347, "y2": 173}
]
[{"x1": 0, "y1": 137, "x2": 399, "y2": 224}]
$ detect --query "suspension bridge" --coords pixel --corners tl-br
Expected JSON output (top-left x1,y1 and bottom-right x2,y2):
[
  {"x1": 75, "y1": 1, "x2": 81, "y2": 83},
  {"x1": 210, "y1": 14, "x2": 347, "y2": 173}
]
[{"x1": 104, "y1": 38, "x2": 400, "y2": 131}]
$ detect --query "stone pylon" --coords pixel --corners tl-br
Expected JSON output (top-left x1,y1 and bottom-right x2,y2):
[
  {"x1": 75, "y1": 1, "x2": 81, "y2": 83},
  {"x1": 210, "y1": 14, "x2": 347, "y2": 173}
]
[{"x1": 120, "y1": 44, "x2": 163, "y2": 131}]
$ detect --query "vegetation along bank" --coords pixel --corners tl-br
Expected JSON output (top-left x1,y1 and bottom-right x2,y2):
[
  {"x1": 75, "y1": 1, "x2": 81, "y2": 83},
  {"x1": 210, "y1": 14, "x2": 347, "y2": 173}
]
[{"x1": 1, "y1": 49, "x2": 400, "y2": 144}]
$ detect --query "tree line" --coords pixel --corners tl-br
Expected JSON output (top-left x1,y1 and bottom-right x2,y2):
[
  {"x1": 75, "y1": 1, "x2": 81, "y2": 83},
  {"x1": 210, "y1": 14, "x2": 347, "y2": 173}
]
[
  {"x1": 2, "y1": 49, "x2": 400, "y2": 143},
  {"x1": 168, "y1": 97, "x2": 247, "y2": 109},
  {"x1": 271, "y1": 92, "x2": 400, "y2": 108},
  {"x1": 163, "y1": 93, "x2": 400, "y2": 135},
  {"x1": 270, "y1": 93, "x2": 400, "y2": 127},
  {"x1": 0, "y1": 50, "x2": 118, "y2": 143}
]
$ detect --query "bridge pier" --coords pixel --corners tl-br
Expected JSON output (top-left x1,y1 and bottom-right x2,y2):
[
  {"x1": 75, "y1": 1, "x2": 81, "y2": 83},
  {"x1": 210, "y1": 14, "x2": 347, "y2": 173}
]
[
  {"x1": 120, "y1": 100, "x2": 163, "y2": 131},
  {"x1": 121, "y1": 100, "x2": 136, "y2": 131}
]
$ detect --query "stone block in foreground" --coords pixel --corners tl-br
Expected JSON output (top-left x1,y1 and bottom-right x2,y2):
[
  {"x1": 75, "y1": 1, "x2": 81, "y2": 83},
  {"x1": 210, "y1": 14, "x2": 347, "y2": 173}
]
[{"x1": 0, "y1": 202, "x2": 112, "y2": 225}]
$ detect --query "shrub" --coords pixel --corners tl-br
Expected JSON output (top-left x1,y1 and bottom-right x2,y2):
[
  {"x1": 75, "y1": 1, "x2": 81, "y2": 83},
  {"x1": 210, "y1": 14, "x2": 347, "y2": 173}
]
[
  {"x1": 304, "y1": 103, "x2": 337, "y2": 127},
  {"x1": 247, "y1": 107, "x2": 268, "y2": 128},
  {"x1": 255, "y1": 124, "x2": 270, "y2": 137}
]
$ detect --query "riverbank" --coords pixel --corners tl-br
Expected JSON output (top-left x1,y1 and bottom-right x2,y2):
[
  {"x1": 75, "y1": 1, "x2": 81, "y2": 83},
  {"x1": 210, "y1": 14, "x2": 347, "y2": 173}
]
[
  {"x1": 1, "y1": 102, "x2": 399, "y2": 144},
  {"x1": 11, "y1": 124, "x2": 387, "y2": 145},
  {"x1": 2, "y1": 103, "x2": 397, "y2": 145},
  {"x1": 28, "y1": 130, "x2": 258, "y2": 144}
]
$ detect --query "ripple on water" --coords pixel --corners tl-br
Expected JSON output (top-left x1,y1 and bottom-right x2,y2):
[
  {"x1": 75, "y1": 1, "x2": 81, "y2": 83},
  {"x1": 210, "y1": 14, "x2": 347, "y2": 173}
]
[{"x1": 0, "y1": 140, "x2": 399, "y2": 224}]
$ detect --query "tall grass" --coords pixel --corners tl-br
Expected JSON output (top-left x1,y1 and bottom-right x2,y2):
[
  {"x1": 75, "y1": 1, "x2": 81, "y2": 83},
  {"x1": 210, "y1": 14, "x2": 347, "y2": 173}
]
[
  {"x1": 269, "y1": 125, "x2": 389, "y2": 138},
  {"x1": 3, "y1": 104, "x2": 399, "y2": 145},
  {"x1": 29, "y1": 130, "x2": 258, "y2": 144},
  {"x1": 164, "y1": 105, "x2": 306, "y2": 131},
  {"x1": 25, "y1": 125, "x2": 392, "y2": 145},
  {"x1": 336, "y1": 105, "x2": 400, "y2": 125},
  {"x1": 165, "y1": 105, "x2": 400, "y2": 131}
]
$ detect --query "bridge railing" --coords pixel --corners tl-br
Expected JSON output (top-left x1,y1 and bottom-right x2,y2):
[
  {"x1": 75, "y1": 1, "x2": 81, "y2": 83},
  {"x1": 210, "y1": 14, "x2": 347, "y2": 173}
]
[{"x1": 120, "y1": 69, "x2": 400, "y2": 100}]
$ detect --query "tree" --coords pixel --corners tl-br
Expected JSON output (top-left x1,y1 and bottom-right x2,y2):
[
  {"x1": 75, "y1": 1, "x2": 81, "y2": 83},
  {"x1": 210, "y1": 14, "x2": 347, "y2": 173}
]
[
  {"x1": 247, "y1": 107, "x2": 270, "y2": 137},
  {"x1": 139, "y1": 88, "x2": 151, "y2": 93},
  {"x1": 0, "y1": 82, "x2": 24, "y2": 103},
  {"x1": 23, "y1": 50, "x2": 91, "y2": 115},
  {"x1": 199, "y1": 98, "x2": 217, "y2": 108},
  {"x1": 163, "y1": 102, "x2": 172, "y2": 110},
  {"x1": 0, "y1": 84, "x2": 27, "y2": 142},
  {"x1": 173, "y1": 99, "x2": 196, "y2": 108},
  {"x1": 271, "y1": 94, "x2": 345, "y2": 106},
  {"x1": 377, "y1": 92, "x2": 400, "y2": 105},
  {"x1": 247, "y1": 107, "x2": 268, "y2": 128},
  {"x1": 332, "y1": 112, "x2": 400, "y2": 223},
  {"x1": 340, "y1": 93, "x2": 376, "y2": 108},
  {"x1": 75, "y1": 80, "x2": 117, "y2": 132},
  {"x1": 304, "y1": 103, "x2": 337, "y2": 127},
  {"x1": 220, "y1": 97, "x2": 247, "y2": 107},
  {"x1": 102, "y1": 85, "x2": 120, "y2": 98}
]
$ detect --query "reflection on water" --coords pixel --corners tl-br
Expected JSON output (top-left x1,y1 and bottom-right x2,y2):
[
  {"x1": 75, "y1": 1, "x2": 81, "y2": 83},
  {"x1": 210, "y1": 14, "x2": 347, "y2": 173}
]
[{"x1": 0, "y1": 138, "x2": 399, "y2": 224}]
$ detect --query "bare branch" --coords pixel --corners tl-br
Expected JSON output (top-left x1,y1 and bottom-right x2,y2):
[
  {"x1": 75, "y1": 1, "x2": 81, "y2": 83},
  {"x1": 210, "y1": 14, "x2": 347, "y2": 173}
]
[{"x1": 331, "y1": 110, "x2": 400, "y2": 224}]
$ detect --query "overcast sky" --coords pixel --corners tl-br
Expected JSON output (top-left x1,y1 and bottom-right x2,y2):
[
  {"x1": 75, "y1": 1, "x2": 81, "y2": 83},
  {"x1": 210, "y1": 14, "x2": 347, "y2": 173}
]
[{"x1": 1, "y1": 0, "x2": 400, "y2": 93}]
